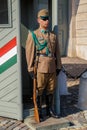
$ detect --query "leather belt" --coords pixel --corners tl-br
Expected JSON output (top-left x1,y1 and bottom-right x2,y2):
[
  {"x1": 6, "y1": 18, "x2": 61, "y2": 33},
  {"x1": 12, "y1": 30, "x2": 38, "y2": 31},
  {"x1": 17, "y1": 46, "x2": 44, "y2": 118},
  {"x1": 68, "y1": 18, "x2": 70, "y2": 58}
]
[{"x1": 37, "y1": 53, "x2": 54, "y2": 57}]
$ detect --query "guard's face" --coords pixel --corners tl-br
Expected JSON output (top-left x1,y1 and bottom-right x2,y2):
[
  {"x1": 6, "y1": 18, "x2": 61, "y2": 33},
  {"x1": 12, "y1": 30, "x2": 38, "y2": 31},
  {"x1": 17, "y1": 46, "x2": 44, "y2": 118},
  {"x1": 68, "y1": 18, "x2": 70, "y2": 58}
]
[{"x1": 37, "y1": 16, "x2": 49, "y2": 29}]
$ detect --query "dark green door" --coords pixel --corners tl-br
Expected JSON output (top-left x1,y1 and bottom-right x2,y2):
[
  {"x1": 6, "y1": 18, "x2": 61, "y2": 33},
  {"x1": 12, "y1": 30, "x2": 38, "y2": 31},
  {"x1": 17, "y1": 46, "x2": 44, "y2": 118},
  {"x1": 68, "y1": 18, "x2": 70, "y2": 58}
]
[{"x1": 58, "y1": 0, "x2": 68, "y2": 56}]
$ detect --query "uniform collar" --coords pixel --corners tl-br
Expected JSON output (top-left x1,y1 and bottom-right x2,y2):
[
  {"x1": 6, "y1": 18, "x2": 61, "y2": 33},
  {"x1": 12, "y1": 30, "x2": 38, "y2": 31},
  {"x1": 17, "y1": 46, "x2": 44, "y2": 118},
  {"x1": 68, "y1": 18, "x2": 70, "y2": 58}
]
[{"x1": 40, "y1": 29, "x2": 48, "y2": 34}]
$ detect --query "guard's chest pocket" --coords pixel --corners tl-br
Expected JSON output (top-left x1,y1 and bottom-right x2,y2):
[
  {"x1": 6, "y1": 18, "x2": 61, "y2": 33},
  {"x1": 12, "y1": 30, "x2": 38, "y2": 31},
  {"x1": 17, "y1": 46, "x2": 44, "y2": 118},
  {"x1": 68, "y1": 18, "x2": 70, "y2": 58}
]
[{"x1": 38, "y1": 37, "x2": 44, "y2": 43}]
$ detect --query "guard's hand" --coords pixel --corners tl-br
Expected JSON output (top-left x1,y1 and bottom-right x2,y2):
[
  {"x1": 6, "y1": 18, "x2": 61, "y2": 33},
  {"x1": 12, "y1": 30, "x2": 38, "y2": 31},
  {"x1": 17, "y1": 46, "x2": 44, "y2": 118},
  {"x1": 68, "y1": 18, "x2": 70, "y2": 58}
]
[
  {"x1": 29, "y1": 71, "x2": 34, "y2": 79},
  {"x1": 56, "y1": 68, "x2": 61, "y2": 76}
]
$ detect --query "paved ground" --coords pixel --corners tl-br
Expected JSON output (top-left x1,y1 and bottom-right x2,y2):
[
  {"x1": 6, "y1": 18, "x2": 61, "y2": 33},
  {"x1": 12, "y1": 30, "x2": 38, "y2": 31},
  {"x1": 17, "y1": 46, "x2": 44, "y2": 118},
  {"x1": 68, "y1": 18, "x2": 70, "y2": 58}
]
[
  {"x1": 0, "y1": 57, "x2": 87, "y2": 130},
  {"x1": 0, "y1": 117, "x2": 29, "y2": 130}
]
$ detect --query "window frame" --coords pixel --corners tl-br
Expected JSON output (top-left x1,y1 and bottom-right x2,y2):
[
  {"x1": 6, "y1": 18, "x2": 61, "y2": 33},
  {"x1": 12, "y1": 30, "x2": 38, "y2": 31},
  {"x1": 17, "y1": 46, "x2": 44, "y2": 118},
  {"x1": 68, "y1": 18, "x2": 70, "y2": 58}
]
[{"x1": 0, "y1": 0, "x2": 12, "y2": 28}]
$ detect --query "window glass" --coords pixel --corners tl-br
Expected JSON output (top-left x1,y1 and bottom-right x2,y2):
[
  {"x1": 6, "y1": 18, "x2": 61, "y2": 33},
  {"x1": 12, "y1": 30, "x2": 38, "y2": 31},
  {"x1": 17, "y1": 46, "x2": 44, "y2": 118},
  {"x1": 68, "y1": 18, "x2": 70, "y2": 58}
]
[{"x1": 0, "y1": 0, "x2": 11, "y2": 27}]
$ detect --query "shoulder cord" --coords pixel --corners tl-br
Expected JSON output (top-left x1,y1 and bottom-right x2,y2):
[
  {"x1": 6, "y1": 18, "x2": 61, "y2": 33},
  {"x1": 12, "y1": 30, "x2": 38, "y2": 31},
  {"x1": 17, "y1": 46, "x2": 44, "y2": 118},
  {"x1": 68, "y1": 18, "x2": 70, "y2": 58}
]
[{"x1": 31, "y1": 31, "x2": 50, "y2": 55}]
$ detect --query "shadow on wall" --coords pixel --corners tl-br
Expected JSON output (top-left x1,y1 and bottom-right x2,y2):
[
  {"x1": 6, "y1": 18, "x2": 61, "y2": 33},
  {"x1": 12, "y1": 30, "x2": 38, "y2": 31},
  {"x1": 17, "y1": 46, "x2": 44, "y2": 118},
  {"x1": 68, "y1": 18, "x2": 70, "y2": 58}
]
[
  {"x1": 53, "y1": 25, "x2": 58, "y2": 35},
  {"x1": 66, "y1": 0, "x2": 80, "y2": 56}
]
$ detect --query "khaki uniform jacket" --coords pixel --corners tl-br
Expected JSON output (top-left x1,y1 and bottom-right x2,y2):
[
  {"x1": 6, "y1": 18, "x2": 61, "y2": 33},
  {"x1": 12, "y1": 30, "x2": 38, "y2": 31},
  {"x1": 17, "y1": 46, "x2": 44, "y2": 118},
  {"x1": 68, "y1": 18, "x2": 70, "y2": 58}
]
[{"x1": 26, "y1": 28, "x2": 62, "y2": 73}]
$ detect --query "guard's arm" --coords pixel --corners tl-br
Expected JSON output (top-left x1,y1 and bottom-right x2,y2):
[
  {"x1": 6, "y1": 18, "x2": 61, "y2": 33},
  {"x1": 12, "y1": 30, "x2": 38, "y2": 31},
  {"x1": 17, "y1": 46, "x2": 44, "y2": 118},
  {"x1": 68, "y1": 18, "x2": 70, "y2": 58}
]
[{"x1": 25, "y1": 32, "x2": 35, "y2": 72}]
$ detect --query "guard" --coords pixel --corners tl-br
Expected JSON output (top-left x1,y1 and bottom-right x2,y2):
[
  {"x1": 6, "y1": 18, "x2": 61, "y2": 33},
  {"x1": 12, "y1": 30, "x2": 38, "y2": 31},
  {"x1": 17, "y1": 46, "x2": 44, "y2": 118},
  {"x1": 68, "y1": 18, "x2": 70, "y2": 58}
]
[{"x1": 26, "y1": 9, "x2": 62, "y2": 122}]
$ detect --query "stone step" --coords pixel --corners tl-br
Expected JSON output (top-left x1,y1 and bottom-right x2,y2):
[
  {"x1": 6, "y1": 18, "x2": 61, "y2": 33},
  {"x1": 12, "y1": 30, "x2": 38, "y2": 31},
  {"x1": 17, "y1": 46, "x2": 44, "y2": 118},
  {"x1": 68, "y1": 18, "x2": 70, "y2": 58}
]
[
  {"x1": 24, "y1": 116, "x2": 71, "y2": 130},
  {"x1": 24, "y1": 108, "x2": 34, "y2": 118},
  {"x1": 23, "y1": 104, "x2": 47, "y2": 118}
]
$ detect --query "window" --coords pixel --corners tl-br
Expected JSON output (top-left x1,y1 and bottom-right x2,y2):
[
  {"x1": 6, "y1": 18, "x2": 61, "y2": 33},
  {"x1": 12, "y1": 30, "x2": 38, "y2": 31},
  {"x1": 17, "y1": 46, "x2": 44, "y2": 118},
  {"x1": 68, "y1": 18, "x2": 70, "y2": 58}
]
[{"x1": 0, "y1": 0, "x2": 11, "y2": 27}]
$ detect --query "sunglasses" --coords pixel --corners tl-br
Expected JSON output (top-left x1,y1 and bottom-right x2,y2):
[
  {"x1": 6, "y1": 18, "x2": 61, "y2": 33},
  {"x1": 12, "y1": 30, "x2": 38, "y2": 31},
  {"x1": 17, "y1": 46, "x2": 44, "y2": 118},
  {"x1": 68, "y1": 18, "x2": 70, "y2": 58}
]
[{"x1": 40, "y1": 16, "x2": 49, "y2": 21}]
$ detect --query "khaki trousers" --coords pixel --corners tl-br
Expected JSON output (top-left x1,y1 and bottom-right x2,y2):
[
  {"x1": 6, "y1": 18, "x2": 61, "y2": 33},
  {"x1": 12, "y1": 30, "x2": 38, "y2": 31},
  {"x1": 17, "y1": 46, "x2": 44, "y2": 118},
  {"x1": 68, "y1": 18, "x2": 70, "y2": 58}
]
[{"x1": 37, "y1": 72, "x2": 56, "y2": 95}]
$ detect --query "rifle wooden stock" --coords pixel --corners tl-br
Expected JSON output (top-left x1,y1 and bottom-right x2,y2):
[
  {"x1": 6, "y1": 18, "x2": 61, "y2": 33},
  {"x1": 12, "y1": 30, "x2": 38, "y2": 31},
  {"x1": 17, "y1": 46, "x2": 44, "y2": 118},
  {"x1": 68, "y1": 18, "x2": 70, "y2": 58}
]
[{"x1": 33, "y1": 65, "x2": 40, "y2": 123}]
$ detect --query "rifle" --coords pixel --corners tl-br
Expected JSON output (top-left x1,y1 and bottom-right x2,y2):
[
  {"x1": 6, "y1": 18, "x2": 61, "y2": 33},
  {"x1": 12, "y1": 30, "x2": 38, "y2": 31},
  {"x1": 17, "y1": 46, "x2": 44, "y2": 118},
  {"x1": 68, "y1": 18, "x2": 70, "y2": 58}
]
[{"x1": 33, "y1": 56, "x2": 40, "y2": 123}]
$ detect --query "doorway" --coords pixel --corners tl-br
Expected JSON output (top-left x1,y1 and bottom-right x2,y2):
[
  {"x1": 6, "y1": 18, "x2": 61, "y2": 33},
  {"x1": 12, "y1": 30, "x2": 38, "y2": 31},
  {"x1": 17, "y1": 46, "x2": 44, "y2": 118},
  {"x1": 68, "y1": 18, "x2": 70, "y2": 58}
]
[
  {"x1": 20, "y1": 0, "x2": 50, "y2": 118},
  {"x1": 20, "y1": 0, "x2": 69, "y2": 118}
]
